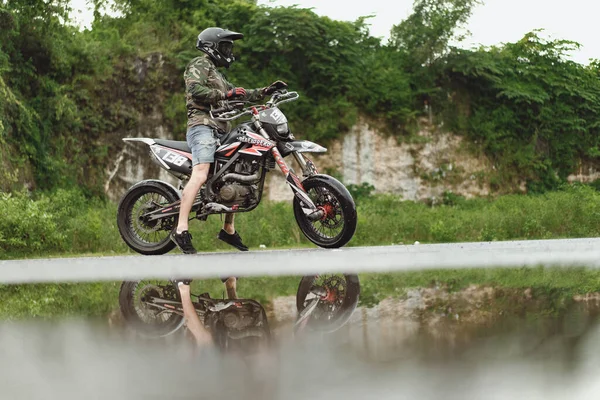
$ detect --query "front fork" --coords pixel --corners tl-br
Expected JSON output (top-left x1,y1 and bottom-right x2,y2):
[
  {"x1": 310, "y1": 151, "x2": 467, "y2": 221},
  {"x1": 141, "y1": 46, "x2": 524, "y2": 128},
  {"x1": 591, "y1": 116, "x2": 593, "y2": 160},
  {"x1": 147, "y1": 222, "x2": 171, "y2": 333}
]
[
  {"x1": 271, "y1": 147, "x2": 324, "y2": 220},
  {"x1": 251, "y1": 113, "x2": 323, "y2": 220}
]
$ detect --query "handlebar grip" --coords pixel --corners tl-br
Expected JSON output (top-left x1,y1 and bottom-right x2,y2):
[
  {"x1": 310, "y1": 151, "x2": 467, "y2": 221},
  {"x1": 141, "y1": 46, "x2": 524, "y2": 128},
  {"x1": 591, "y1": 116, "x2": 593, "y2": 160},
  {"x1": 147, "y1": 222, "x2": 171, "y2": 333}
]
[{"x1": 211, "y1": 106, "x2": 229, "y2": 115}]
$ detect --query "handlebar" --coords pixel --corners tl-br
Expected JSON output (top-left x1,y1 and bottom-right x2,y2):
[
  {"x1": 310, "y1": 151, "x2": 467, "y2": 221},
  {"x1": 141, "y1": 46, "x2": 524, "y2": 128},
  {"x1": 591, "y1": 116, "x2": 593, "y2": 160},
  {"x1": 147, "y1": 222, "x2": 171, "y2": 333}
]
[{"x1": 210, "y1": 91, "x2": 299, "y2": 121}]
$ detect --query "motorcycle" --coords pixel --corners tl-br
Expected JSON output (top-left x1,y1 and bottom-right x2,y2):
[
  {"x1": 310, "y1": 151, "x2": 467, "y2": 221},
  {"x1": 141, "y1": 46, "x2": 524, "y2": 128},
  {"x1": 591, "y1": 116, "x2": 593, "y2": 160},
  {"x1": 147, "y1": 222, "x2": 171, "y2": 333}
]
[{"x1": 116, "y1": 89, "x2": 360, "y2": 335}]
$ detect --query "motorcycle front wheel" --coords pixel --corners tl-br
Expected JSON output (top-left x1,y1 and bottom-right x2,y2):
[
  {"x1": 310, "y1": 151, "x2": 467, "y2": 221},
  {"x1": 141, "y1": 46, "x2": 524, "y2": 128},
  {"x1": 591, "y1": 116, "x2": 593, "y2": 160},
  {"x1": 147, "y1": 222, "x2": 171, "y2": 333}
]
[{"x1": 293, "y1": 174, "x2": 357, "y2": 248}]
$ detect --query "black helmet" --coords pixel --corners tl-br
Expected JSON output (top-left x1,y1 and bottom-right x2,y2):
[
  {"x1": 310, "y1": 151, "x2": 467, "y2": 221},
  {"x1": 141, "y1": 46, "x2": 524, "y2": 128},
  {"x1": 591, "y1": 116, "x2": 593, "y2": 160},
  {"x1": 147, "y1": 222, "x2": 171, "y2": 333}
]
[{"x1": 196, "y1": 27, "x2": 244, "y2": 69}]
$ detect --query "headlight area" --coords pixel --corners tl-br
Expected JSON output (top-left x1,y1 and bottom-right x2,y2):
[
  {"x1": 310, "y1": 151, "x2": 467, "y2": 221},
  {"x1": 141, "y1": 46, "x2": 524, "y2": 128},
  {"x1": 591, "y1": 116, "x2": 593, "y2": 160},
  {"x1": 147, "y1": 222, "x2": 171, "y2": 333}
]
[{"x1": 276, "y1": 123, "x2": 289, "y2": 134}]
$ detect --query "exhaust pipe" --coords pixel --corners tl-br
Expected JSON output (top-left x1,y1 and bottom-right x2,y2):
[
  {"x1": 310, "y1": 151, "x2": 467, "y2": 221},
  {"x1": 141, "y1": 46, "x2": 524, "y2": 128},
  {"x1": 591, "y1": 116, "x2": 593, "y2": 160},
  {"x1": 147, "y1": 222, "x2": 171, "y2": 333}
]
[{"x1": 221, "y1": 172, "x2": 261, "y2": 183}]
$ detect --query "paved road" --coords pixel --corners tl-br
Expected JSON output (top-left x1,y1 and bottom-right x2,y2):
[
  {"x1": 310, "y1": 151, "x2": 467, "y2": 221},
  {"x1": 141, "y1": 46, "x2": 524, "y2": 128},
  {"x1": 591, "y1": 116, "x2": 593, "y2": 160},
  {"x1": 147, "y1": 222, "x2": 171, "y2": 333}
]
[{"x1": 1, "y1": 238, "x2": 600, "y2": 283}]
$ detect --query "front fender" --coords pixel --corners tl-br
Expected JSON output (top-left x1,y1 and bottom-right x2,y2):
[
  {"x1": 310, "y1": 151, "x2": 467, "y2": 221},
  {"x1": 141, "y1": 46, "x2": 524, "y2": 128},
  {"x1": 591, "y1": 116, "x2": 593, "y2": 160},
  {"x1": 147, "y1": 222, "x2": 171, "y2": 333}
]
[{"x1": 278, "y1": 140, "x2": 327, "y2": 157}]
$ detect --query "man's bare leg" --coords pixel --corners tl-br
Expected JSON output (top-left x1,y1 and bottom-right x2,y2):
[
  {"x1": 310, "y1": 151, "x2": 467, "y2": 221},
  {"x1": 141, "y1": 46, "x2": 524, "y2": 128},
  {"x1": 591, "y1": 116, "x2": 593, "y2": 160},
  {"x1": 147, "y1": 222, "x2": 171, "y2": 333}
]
[
  {"x1": 176, "y1": 163, "x2": 210, "y2": 233},
  {"x1": 177, "y1": 282, "x2": 213, "y2": 346},
  {"x1": 225, "y1": 277, "x2": 237, "y2": 299},
  {"x1": 223, "y1": 213, "x2": 235, "y2": 235}
]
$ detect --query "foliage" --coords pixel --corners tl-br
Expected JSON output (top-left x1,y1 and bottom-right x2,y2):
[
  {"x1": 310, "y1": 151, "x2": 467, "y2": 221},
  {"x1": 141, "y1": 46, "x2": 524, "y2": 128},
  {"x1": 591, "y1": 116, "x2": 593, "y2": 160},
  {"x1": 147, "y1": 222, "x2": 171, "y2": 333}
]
[
  {"x1": 346, "y1": 182, "x2": 376, "y2": 203},
  {"x1": 0, "y1": 189, "x2": 128, "y2": 258},
  {"x1": 391, "y1": 0, "x2": 481, "y2": 66},
  {"x1": 0, "y1": 0, "x2": 599, "y2": 196},
  {"x1": 3, "y1": 185, "x2": 600, "y2": 260},
  {"x1": 0, "y1": 282, "x2": 120, "y2": 318},
  {"x1": 437, "y1": 33, "x2": 600, "y2": 190}
]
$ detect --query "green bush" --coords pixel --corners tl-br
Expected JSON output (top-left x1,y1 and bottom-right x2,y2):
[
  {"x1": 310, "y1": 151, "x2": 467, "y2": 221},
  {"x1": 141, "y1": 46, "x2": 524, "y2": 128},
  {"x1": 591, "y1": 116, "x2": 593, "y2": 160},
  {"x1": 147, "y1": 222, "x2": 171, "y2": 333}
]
[
  {"x1": 0, "y1": 189, "x2": 127, "y2": 258},
  {"x1": 3, "y1": 185, "x2": 600, "y2": 259}
]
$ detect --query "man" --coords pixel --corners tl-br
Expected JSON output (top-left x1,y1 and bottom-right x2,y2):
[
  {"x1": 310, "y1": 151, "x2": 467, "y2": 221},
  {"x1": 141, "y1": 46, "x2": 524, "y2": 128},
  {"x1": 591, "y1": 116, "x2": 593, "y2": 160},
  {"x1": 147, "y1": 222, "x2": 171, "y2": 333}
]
[{"x1": 171, "y1": 27, "x2": 285, "y2": 299}]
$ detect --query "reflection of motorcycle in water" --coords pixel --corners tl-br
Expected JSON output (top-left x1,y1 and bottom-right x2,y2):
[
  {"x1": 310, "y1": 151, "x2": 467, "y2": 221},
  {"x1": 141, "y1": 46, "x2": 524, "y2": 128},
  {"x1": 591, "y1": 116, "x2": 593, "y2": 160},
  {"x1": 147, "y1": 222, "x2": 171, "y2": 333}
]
[
  {"x1": 119, "y1": 274, "x2": 360, "y2": 340},
  {"x1": 119, "y1": 281, "x2": 270, "y2": 345},
  {"x1": 295, "y1": 274, "x2": 360, "y2": 334}
]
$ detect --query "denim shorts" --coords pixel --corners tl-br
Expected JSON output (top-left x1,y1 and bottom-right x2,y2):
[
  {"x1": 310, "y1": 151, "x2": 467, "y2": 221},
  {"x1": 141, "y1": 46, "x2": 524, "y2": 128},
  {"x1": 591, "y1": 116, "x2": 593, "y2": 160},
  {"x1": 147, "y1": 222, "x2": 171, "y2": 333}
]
[{"x1": 187, "y1": 124, "x2": 219, "y2": 166}]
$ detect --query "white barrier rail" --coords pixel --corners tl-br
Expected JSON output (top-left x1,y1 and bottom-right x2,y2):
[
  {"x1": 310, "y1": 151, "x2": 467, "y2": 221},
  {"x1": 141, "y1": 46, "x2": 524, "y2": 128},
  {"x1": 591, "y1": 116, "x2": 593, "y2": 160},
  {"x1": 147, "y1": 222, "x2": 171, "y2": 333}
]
[{"x1": 1, "y1": 238, "x2": 600, "y2": 284}]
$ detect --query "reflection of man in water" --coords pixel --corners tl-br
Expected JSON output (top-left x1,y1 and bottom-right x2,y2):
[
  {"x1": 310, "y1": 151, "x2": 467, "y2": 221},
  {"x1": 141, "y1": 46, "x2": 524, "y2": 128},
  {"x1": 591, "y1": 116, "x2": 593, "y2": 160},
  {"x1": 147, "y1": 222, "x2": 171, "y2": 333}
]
[
  {"x1": 176, "y1": 281, "x2": 213, "y2": 345},
  {"x1": 175, "y1": 280, "x2": 277, "y2": 398},
  {"x1": 175, "y1": 280, "x2": 271, "y2": 351}
]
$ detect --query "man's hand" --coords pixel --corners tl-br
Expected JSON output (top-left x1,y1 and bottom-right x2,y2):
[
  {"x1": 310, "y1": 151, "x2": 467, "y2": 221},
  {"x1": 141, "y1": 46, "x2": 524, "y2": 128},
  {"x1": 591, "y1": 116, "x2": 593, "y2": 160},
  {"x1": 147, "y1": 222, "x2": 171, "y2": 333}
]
[
  {"x1": 226, "y1": 87, "x2": 247, "y2": 99},
  {"x1": 263, "y1": 80, "x2": 287, "y2": 96}
]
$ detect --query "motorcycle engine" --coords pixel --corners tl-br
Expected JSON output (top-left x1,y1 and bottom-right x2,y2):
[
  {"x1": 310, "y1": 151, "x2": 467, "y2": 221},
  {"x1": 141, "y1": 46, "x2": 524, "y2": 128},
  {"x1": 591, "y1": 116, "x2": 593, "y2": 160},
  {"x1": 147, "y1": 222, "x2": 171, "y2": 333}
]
[
  {"x1": 203, "y1": 300, "x2": 270, "y2": 353},
  {"x1": 219, "y1": 183, "x2": 251, "y2": 205},
  {"x1": 215, "y1": 160, "x2": 259, "y2": 206},
  {"x1": 222, "y1": 307, "x2": 257, "y2": 330}
]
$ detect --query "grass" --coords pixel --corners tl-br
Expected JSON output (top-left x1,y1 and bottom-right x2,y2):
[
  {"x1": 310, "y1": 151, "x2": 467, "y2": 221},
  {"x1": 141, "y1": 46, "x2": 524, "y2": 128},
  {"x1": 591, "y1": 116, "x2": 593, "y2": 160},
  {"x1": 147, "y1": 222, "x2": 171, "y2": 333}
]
[
  {"x1": 2, "y1": 184, "x2": 600, "y2": 318},
  {"x1": 2, "y1": 267, "x2": 600, "y2": 319},
  {"x1": 3, "y1": 184, "x2": 600, "y2": 259}
]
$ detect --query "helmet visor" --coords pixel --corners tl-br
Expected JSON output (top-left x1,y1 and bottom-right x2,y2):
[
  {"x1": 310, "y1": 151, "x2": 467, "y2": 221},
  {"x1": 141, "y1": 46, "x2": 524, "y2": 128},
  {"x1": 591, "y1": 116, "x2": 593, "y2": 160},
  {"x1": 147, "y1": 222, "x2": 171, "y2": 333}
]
[{"x1": 218, "y1": 41, "x2": 234, "y2": 58}]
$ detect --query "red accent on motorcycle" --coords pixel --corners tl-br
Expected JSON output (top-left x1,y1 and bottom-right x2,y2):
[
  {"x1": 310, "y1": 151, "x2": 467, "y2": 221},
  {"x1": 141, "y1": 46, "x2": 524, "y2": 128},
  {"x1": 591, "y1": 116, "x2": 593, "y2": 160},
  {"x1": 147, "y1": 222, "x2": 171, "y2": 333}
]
[
  {"x1": 231, "y1": 204, "x2": 239, "y2": 211},
  {"x1": 290, "y1": 172, "x2": 305, "y2": 191},
  {"x1": 323, "y1": 287, "x2": 337, "y2": 303},
  {"x1": 239, "y1": 145, "x2": 271, "y2": 156},
  {"x1": 271, "y1": 147, "x2": 290, "y2": 176},
  {"x1": 219, "y1": 142, "x2": 241, "y2": 157},
  {"x1": 319, "y1": 204, "x2": 335, "y2": 220}
]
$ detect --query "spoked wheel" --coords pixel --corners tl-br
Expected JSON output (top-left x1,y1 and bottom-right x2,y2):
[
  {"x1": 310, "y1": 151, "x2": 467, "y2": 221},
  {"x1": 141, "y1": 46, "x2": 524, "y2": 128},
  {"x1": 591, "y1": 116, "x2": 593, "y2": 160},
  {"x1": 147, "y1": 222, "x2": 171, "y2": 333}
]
[
  {"x1": 296, "y1": 273, "x2": 360, "y2": 333},
  {"x1": 119, "y1": 280, "x2": 184, "y2": 338},
  {"x1": 293, "y1": 175, "x2": 357, "y2": 248},
  {"x1": 117, "y1": 181, "x2": 179, "y2": 255}
]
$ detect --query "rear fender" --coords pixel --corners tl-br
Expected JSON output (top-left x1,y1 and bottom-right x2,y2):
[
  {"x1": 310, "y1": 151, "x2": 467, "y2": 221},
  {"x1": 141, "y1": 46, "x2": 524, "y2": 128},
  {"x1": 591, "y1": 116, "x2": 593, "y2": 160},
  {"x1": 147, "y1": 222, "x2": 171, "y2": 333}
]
[
  {"x1": 128, "y1": 179, "x2": 181, "y2": 200},
  {"x1": 123, "y1": 138, "x2": 193, "y2": 176},
  {"x1": 122, "y1": 138, "x2": 156, "y2": 146}
]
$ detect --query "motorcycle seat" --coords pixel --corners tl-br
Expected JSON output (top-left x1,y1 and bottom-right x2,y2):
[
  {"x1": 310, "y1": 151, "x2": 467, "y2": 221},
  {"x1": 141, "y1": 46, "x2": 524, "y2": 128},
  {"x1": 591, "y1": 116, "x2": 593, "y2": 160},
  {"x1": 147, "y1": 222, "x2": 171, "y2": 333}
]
[{"x1": 154, "y1": 139, "x2": 191, "y2": 153}]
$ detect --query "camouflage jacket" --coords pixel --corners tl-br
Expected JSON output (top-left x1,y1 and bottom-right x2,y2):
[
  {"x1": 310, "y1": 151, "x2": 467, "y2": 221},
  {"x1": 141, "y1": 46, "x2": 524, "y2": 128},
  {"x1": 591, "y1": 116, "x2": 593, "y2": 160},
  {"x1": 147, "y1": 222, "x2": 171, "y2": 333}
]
[{"x1": 185, "y1": 53, "x2": 266, "y2": 132}]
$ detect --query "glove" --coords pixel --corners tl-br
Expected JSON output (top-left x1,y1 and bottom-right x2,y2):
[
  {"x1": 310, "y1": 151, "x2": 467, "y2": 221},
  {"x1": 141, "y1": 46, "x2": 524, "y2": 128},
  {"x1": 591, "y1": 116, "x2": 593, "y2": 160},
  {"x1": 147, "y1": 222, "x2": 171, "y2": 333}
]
[
  {"x1": 263, "y1": 80, "x2": 288, "y2": 95},
  {"x1": 226, "y1": 87, "x2": 247, "y2": 99}
]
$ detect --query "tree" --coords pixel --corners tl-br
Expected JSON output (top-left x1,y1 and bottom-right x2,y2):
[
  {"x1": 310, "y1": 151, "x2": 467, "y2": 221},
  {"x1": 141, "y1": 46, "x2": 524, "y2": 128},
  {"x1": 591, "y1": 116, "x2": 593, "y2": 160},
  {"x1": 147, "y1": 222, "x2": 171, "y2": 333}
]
[{"x1": 390, "y1": 0, "x2": 481, "y2": 66}]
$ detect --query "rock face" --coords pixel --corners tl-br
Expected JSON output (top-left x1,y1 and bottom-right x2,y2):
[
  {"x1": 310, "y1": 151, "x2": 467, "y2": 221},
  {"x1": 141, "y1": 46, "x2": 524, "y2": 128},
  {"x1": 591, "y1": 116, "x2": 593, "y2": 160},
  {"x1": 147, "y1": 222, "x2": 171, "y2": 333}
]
[
  {"x1": 266, "y1": 119, "x2": 492, "y2": 202},
  {"x1": 104, "y1": 113, "x2": 181, "y2": 202}
]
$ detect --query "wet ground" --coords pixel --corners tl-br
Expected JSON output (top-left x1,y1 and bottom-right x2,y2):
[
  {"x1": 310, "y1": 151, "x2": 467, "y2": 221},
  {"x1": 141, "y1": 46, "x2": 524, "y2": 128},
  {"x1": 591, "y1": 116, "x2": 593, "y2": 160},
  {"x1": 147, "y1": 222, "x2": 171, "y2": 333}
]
[{"x1": 2, "y1": 300, "x2": 600, "y2": 400}]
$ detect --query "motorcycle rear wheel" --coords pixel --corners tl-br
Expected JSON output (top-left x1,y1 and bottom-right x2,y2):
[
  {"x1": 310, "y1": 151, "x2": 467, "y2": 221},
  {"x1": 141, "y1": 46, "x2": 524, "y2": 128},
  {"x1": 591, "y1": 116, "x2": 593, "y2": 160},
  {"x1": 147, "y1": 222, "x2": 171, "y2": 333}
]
[
  {"x1": 117, "y1": 180, "x2": 179, "y2": 255},
  {"x1": 293, "y1": 175, "x2": 357, "y2": 249}
]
